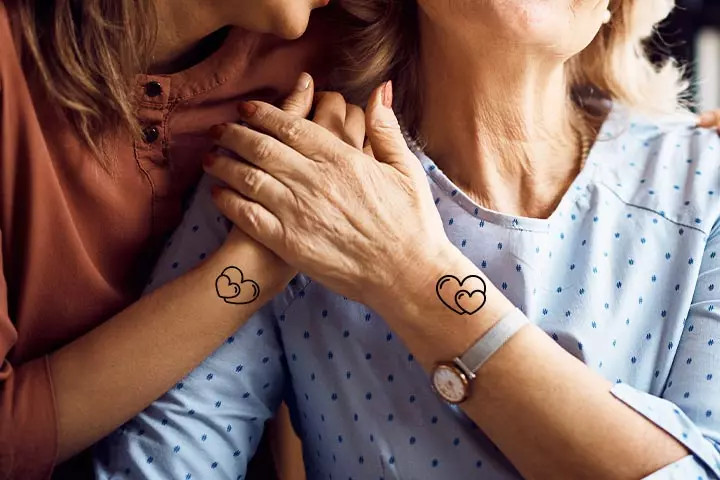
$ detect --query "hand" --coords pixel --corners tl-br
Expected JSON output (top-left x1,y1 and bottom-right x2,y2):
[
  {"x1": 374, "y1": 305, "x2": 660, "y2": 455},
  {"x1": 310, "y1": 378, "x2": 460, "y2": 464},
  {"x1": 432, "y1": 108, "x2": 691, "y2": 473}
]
[
  {"x1": 204, "y1": 80, "x2": 451, "y2": 310},
  {"x1": 213, "y1": 74, "x2": 371, "y2": 290},
  {"x1": 697, "y1": 110, "x2": 720, "y2": 134}
]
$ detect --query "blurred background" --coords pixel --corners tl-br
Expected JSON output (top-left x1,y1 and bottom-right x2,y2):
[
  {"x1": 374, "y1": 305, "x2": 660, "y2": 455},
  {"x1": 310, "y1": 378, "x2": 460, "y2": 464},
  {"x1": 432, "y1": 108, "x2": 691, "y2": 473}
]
[{"x1": 653, "y1": 0, "x2": 720, "y2": 110}]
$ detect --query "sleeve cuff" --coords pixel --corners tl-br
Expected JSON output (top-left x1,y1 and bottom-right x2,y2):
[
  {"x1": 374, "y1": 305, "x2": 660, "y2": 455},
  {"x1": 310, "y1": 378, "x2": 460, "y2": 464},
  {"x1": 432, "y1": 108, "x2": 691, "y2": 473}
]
[{"x1": 611, "y1": 383, "x2": 720, "y2": 479}]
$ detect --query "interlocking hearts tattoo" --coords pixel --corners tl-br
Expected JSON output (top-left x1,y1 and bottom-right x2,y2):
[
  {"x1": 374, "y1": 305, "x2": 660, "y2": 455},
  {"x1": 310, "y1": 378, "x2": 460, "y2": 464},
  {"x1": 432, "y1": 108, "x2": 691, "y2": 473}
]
[
  {"x1": 436, "y1": 275, "x2": 487, "y2": 315},
  {"x1": 215, "y1": 266, "x2": 260, "y2": 305}
]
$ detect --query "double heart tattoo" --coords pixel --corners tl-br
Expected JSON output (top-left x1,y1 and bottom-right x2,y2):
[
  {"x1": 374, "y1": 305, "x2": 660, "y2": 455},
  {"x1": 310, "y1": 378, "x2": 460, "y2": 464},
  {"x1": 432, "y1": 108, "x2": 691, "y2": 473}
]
[
  {"x1": 215, "y1": 266, "x2": 260, "y2": 305},
  {"x1": 216, "y1": 265, "x2": 485, "y2": 314},
  {"x1": 436, "y1": 275, "x2": 487, "y2": 315}
]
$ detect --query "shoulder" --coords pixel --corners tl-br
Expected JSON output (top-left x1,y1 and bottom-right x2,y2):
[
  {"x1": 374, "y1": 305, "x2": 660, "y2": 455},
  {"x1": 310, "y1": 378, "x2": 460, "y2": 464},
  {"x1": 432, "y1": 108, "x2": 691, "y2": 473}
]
[{"x1": 592, "y1": 105, "x2": 720, "y2": 234}]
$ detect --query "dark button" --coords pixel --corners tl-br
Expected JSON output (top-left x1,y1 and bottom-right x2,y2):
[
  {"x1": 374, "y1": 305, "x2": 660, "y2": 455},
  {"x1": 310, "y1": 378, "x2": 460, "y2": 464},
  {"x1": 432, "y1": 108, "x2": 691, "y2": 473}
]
[
  {"x1": 145, "y1": 81, "x2": 163, "y2": 98},
  {"x1": 143, "y1": 125, "x2": 160, "y2": 143}
]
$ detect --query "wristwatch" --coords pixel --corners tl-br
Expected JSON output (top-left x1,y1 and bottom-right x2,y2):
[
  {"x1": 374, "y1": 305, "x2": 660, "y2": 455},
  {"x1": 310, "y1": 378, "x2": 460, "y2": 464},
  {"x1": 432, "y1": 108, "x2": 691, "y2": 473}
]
[{"x1": 431, "y1": 308, "x2": 529, "y2": 404}]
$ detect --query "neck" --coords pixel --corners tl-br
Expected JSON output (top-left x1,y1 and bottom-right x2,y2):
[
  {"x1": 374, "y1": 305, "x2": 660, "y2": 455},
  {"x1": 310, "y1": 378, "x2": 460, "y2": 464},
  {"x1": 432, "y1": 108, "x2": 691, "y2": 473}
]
[
  {"x1": 418, "y1": 13, "x2": 589, "y2": 219},
  {"x1": 148, "y1": 2, "x2": 227, "y2": 74}
]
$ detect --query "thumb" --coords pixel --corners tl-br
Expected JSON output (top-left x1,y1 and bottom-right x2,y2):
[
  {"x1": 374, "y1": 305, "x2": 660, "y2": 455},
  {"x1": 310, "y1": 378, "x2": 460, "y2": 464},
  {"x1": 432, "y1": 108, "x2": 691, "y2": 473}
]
[
  {"x1": 365, "y1": 81, "x2": 408, "y2": 165},
  {"x1": 280, "y1": 72, "x2": 315, "y2": 118}
]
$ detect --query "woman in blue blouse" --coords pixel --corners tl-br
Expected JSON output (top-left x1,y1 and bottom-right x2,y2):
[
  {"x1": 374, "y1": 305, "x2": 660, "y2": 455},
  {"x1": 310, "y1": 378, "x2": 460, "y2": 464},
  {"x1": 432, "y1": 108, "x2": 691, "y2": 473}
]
[{"x1": 97, "y1": 0, "x2": 720, "y2": 479}]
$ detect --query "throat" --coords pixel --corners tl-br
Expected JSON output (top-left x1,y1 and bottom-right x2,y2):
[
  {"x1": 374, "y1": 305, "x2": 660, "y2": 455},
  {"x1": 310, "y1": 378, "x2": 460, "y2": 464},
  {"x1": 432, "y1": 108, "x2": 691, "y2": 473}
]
[{"x1": 148, "y1": 26, "x2": 232, "y2": 75}]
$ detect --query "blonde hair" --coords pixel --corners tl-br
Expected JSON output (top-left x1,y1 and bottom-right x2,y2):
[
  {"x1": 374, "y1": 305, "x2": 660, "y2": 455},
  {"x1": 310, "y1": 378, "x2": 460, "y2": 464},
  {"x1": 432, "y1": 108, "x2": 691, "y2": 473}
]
[
  {"x1": 16, "y1": 0, "x2": 155, "y2": 159},
  {"x1": 331, "y1": 0, "x2": 687, "y2": 139},
  {"x1": 17, "y1": 0, "x2": 684, "y2": 159}
]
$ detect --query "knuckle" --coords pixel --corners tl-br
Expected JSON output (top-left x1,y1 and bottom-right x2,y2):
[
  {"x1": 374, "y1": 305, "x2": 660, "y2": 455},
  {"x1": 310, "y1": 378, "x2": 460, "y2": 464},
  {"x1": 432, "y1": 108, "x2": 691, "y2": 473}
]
[
  {"x1": 251, "y1": 137, "x2": 274, "y2": 163},
  {"x1": 279, "y1": 118, "x2": 305, "y2": 143},
  {"x1": 370, "y1": 118, "x2": 400, "y2": 136},
  {"x1": 242, "y1": 168, "x2": 264, "y2": 196},
  {"x1": 347, "y1": 104, "x2": 365, "y2": 116},
  {"x1": 244, "y1": 205, "x2": 262, "y2": 229}
]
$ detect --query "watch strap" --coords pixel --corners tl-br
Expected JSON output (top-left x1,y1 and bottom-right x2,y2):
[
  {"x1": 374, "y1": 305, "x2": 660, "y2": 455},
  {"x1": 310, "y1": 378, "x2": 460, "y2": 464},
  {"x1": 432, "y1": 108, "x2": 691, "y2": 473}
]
[{"x1": 453, "y1": 308, "x2": 529, "y2": 379}]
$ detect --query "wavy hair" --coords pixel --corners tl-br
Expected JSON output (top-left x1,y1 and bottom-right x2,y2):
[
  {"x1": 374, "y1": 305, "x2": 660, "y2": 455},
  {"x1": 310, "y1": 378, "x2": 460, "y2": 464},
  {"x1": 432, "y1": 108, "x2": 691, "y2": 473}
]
[
  {"x1": 331, "y1": 0, "x2": 687, "y2": 140},
  {"x1": 16, "y1": 0, "x2": 155, "y2": 160}
]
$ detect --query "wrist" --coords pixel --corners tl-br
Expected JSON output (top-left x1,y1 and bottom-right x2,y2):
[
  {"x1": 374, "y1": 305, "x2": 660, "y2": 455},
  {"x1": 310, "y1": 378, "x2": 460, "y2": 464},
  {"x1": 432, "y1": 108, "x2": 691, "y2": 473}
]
[
  {"x1": 369, "y1": 240, "x2": 488, "y2": 319},
  {"x1": 211, "y1": 241, "x2": 295, "y2": 299},
  {"x1": 369, "y1": 241, "x2": 516, "y2": 368}
]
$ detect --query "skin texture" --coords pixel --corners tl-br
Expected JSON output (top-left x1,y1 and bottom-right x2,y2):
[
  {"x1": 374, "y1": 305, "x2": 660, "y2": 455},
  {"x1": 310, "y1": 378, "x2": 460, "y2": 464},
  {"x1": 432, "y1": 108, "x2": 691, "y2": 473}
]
[
  {"x1": 209, "y1": 80, "x2": 690, "y2": 480},
  {"x1": 49, "y1": 3, "x2": 328, "y2": 461},
  {"x1": 204, "y1": 0, "x2": 715, "y2": 477},
  {"x1": 150, "y1": 0, "x2": 325, "y2": 72},
  {"x1": 30, "y1": 0, "x2": 720, "y2": 468}
]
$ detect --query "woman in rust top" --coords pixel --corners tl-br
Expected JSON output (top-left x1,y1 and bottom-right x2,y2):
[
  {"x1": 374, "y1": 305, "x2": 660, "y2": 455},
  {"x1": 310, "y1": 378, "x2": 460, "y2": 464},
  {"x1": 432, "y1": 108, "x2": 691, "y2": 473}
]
[
  {"x1": 0, "y1": 0, "x2": 334, "y2": 478},
  {"x1": 2, "y1": 0, "x2": 720, "y2": 479}
]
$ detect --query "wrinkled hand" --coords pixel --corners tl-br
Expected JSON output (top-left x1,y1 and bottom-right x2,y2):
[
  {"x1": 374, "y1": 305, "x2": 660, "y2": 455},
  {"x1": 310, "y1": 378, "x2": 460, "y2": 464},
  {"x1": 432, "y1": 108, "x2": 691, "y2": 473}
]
[
  {"x1": 214, "y1": 74, "x2": 368, "y2": 279},
  {"x1": 204, "y1": 79, "x2": 450, "y2": 307},
  {"x1": 697, "y1": 110, "x2": 720, "y2": 134}
]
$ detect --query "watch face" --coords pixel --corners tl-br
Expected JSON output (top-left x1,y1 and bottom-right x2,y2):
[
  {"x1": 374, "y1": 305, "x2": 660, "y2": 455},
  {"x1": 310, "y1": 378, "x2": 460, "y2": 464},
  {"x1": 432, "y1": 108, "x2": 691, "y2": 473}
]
[{"x1": 432, "y1": 364, "x2": 468, "y2": 404}]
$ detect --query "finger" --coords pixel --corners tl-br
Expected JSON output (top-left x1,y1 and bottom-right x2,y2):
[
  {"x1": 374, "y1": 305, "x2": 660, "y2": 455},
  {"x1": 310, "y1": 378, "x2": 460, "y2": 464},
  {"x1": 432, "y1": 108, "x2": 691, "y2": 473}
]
[
  {"x1": 345, "y1": 104, "x2": 366, "y2": 150},
  {"x1": 365, "y1": 81, "x2": 409, "y2": 165},
  {"x1": 209, "y1": 123, "x2": 310, "y2": 177},
  {"x1": 211, "y1": 186, "x2": 283, "y2": 250},
  {"x1": 235, "y1": 100, "x2": 344, "y2": 162},
  {"x1": 280, "y1": 73, "x2": 315, "y2": 118},
  {"x1": 203, "y1": 152, "x2": 290, "y2": 212},
  {"x1": 312, "y1": 92, "x2": 347, "y2": 139},
  {"x1": 697, "y1": 110, "x2": 719, "y2": 128}
]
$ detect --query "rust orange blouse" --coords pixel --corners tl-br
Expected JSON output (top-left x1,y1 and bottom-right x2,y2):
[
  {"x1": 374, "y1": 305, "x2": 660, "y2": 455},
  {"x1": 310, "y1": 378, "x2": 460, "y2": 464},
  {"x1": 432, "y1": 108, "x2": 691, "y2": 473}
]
[{"x1": 0, "y1": 2, "x2": 325, "y2": 477}]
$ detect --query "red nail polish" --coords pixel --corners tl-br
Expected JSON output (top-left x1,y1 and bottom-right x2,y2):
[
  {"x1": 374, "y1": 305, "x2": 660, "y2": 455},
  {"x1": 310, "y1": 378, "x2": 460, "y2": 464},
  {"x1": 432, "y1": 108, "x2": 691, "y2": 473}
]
[
  {"x1": 382, "y1": 81, "x2": 393, "y2": 109},
  {"x1": 202, "y1": 153, "x2": 217, "y2": 168},
  {"x1": 238, "y1": 101, "x2": 258, "y2": 118},
  {"x1": 208, "y1": 124, "x2": 225, "y2": 140},
  {"x1": 211, "y1": 185, "x2": 222, "y2": 198}
]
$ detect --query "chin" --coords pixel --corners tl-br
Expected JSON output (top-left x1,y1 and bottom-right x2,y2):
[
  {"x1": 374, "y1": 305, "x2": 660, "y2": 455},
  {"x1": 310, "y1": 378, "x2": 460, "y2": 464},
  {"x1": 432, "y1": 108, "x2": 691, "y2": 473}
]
[{"x1": 273, "y1": 9, "x2": 312, "y2": 40}]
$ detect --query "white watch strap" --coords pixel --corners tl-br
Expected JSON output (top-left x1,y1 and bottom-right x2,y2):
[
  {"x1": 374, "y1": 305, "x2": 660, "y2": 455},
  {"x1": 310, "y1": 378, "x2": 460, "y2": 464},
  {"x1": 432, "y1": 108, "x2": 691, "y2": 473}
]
[{"x1": 453, "y1": 308, "x2": 529, "y2": 380}]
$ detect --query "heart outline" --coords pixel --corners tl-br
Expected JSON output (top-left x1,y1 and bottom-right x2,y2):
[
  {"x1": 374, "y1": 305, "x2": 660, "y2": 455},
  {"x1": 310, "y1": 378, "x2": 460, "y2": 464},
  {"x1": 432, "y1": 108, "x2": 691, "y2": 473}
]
[
  {"x1": 215, "y1": 267, "x2": 260, "y2": 305},
  {"x1": 436, "y1": 274, "x2": 487, "y2": 315},
  {"x1": 454, "y1": 289, "x2": 486, "y2": 315}
]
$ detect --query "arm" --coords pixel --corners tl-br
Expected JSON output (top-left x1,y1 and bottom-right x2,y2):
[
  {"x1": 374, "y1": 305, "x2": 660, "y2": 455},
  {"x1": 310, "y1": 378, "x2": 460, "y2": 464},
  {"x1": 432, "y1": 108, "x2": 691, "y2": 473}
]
[
  {"x1": 94, "y1": 300, "x2": 288, "y2": 480},
  {"x1": 201, "y1": 82, "x2": 720, "y2": 480},
  {"x1": 0, "y1": 75, "x2": 315, "y2": 477},
  {"x1": 49, "y1": 176, "x2": 295, "y2": 463},
  {"x1": 0, "y1": 203, "x2": 291, "y2": 478},
  {"x1": 371, "y1": 241, "x2": 719, "y2": 480}
]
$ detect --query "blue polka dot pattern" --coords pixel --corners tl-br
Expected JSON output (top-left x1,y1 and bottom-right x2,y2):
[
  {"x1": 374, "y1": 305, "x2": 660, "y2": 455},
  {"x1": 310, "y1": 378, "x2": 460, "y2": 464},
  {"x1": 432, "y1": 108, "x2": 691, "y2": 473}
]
[{"x1": 96, "y1": 108, "x2": 720, "y2": 479}]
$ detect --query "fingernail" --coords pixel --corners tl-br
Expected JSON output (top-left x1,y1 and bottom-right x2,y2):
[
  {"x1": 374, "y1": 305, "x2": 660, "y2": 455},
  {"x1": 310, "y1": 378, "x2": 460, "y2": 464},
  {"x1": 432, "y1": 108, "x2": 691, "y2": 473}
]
[
  {"x1": 211, "y1": 185, "x2": 222, "y2": 198},
  {"x1": 238, "y1": 101, "x2": 258, "y2": 118},
  {"x1": 208, "y1": 124, "x2": 226, "y2": 140},
  {"x1": 382, "y1": 81, "x2": 393, "y2": 109},
  {"x1": 296, "y1": 72, "x2": 312, "y2": 92},
  {"x1": 202, "y1": 153, "x2": 217, "y2": 168}
]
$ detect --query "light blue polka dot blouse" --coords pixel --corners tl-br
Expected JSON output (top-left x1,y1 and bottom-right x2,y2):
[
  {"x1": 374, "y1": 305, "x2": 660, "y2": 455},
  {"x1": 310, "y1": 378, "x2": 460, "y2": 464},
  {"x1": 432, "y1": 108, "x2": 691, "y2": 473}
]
[{"x1": 95, "y1": 106, "x2": 720, "y2": 479}]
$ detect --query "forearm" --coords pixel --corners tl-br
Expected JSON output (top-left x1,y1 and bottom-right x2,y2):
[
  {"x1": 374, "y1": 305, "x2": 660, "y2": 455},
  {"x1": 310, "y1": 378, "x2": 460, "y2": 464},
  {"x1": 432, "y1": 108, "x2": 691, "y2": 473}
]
[
  {"x1": 373, "y1": 245, "x2": 688, "y2": 480},
  {"x1": 50, "y1": 242, "x2": 292, "y2": 461}
]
